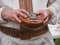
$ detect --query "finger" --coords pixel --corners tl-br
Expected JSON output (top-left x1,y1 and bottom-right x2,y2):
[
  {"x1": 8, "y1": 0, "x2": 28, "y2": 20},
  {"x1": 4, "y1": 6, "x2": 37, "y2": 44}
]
[
  {"x1": 10, "y1": 18, "x2": 17, "y2": 23},
  {"x1": 13, "y1": 14, "x2": 21, "y2": 23},
  {"x1": 11, "y1": 19, "x2": 19, "y2": 24},
  {"x1": 43, "y1": 11, "x2": 49, "y2": 19},
  {"x1": 20, "y1": 9, "x2": 29, "y2": 15},
  {"x1": 15, "y1": 11, "x2": 28, "y2": 18},
  {"x1": 36, "y1": 15, "x2": 44, "y2": 23},
  {"x1": 18, "y1": 12, "x2": 28, "y2": 18},
  {"x1": 43, "y1": 16, "x2": 49, "y2": 24}
]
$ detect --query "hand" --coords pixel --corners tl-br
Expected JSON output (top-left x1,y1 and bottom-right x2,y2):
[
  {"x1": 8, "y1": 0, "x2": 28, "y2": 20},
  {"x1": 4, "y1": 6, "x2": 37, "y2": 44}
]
[
  {"x1": 1, "y1": 8, "x2": 28, "y2": 24},
  {"x1": 35, "y1": 9, "x2": 52, "y2": 24}
]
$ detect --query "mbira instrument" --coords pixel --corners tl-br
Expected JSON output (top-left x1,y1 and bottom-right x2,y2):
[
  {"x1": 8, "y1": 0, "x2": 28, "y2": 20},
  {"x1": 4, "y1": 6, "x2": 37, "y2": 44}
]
[
  {"x1": 0, "y1": 0, "x2": 48, "y2": 40},
  {"x1": 19, "y1": 0, "x2": 45, "y2": 31}
]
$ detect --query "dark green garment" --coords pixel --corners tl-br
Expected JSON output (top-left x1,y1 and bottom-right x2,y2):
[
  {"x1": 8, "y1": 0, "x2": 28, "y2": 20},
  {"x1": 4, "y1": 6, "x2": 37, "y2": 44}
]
[{"x1": 55, "y1": 38, "x2": 60, "y2": 45}]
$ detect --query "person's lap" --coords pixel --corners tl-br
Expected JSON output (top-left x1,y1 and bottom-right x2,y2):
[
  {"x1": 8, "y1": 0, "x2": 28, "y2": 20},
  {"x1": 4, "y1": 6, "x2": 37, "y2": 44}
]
[{"x1": 0, "y1": 31, "x2": 55, "y2": 45}]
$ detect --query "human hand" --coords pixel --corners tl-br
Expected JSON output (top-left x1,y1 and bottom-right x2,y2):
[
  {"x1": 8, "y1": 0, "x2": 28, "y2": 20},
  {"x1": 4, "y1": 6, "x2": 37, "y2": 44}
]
[
  {"x1": 35, "y1": 9, "x2": 52, "y2": 24},
  {"x1": 1, "y1": 8, "x2": 28, "y2": 24}
]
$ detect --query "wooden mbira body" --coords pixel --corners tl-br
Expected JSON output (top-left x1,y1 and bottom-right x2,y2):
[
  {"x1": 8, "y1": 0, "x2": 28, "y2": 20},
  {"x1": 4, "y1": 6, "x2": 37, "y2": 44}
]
[{"x1": 19, "y1": 0, "x2": 47, "y2": 31}]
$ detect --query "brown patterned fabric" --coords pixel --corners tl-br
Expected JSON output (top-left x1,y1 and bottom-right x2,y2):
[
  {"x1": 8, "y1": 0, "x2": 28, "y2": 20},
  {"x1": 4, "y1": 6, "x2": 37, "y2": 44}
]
[
  {"x1": 0, "y1": 25, "x2": 48, "y2": 40},
  {"x1": 19, "y1": 0, "x2": 33, "y2": 12}
]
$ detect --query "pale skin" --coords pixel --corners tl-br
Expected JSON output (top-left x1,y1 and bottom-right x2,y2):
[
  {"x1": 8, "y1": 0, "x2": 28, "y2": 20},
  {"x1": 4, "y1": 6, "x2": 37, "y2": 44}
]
[
  {"x1": 35, "y1": 9, "x2": 52, "y2": 24},
  {"x1": 1, "y1": 8, "x2": 52, "y2": 24},
  {"x1": 1, "y1": 8, "x2": 29, "y2": 24}
]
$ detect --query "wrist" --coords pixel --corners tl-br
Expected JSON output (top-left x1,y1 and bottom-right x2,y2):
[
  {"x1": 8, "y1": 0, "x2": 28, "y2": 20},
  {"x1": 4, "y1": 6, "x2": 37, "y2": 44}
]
[{"x1": 45, "y1": 9, "x2": 52, "y2": 19}]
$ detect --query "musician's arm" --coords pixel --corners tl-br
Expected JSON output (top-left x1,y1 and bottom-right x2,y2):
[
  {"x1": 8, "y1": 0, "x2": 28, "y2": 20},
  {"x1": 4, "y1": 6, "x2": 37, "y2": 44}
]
[
  {"x1": 0, "y1": 7, "x2": 8, "y2": 24},
  {"x1": 47, "y1": 0, "x2": 60, "y2": 24}
]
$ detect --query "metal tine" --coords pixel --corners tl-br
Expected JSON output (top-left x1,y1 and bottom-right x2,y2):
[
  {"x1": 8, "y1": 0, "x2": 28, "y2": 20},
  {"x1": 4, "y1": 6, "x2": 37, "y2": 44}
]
[{"x1": 28, "y1": 12, "x2": 38, "y2": 21}]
